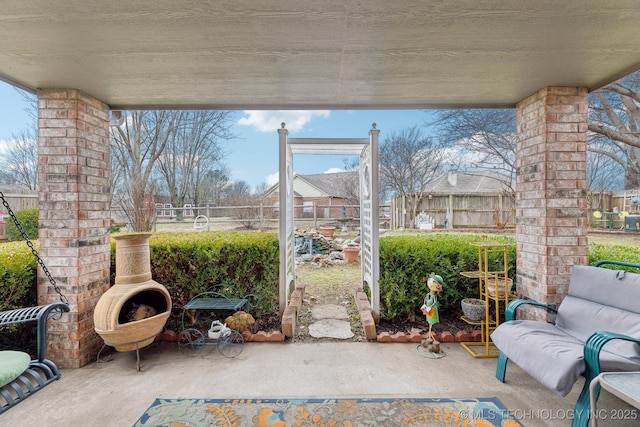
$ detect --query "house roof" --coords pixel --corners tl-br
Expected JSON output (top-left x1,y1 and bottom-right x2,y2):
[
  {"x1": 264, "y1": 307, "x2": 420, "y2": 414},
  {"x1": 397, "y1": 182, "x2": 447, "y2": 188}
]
[
  {"x1": 1, "y1": 2, "x2": 639, "y2": 109},
  {"x1": 301, "y1": 171, "x2": 358, "y2": 199},
  {"x1": 427, "y1": 171, "x2": 511, "y2": 194},
  {"x1": 263, "y1": 171, "x2": 357, "y2": 199}
]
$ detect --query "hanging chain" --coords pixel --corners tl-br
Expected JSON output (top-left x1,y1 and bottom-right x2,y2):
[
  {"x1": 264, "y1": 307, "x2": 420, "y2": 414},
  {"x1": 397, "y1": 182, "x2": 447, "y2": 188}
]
[{"x1": 0, "y1": 191, "x2": 69, "y2": 305}]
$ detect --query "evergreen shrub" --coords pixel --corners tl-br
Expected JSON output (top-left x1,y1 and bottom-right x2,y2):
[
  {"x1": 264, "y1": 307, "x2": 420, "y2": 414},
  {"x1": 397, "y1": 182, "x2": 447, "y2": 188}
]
[
  {"x1": 379, "y1": 233, "x2": 516, "y2": 321},
  {"x1": 0, "y1": 241, "x2": 37, "y2": 312},
  {"x1": 110, "y1": 231, "x2": 280, "y2": 320},
  {"x1": 6, "y1": 208, "x2": 39, "y2": 241}
]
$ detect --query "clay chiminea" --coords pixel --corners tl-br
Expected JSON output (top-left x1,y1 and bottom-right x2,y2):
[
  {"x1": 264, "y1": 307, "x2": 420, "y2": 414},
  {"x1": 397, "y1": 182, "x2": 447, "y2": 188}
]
[{"x1": 94, "y1": 233, "x2": 171, "y2": 353}]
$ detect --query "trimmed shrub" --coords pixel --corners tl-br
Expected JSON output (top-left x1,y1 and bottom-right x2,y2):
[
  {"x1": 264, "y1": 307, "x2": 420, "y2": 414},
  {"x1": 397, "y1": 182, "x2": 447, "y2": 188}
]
[
  {"x1": 6, "y1": 208, "x2": 39, "y2": 242},
  {"x1": 379, "y1": 234, "x2": 517, "y2": 321},
  {"x1": 588, "y1": 243, "x2": 640, "y2": 269},
  {"x1": 0, "y1": 241, "x2": 37, "y2": 312},
  {"x1": 110, "y1": 231, "x2": 280, "y2": 319}
]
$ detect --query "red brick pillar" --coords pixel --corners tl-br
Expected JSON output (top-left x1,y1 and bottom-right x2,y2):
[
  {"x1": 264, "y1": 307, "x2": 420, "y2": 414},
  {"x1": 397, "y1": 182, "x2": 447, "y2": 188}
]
[
  {"x1": 515, "y1": 87, "x2": 588, "y2": 316},
  {"x1": 38, "y1": 89, "x2": 111, "y2": 368}
]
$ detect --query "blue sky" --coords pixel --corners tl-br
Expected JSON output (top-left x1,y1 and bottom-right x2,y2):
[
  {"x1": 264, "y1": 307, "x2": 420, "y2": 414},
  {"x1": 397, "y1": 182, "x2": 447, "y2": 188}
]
[{"x1": 0, "y1": 81, "x2": 428, "y2": 188}]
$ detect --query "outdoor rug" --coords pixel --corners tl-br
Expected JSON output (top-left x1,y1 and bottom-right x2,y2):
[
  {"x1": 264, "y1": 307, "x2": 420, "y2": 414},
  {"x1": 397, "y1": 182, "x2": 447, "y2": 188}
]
[{"x1": 133, "y1": 397, "x2": 523, "y2": 426}]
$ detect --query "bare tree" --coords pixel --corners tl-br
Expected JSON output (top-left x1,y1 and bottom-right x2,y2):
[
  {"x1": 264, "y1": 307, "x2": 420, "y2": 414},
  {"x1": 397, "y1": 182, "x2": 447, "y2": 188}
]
[
  {"x1": 111, "y1": 111, "x2": 177, "y2": 231},
  {"x1": 379, "y1": 126, "x2": 446, "y2": 228},
  {"x1": 155, "y1": 110, "x2": 235, "y2": 219},
  {"x1": 0, "y1": 89, "x2": 38, "y2": 189},
  {"x1": 0, "y1": 129, "x2": 38, "y2": 190},
  {"x1": 432, "y1": 109, "x2": 516, "y2": 192},
  {"x1": 588, "y1": 71, "x2": 640, "y2": 189}
]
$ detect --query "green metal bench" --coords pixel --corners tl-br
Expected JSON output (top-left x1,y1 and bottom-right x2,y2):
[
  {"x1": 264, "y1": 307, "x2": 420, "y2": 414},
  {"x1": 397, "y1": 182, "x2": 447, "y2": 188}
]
[{"x1": 0, "y1": 302, "x2": 70, "y2": 414}]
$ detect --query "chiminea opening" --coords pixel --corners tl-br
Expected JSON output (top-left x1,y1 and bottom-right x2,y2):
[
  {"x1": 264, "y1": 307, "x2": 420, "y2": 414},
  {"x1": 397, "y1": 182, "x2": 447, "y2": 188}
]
[{"x1": 119, "y1": 290, "x2": 169, "y2": 324}]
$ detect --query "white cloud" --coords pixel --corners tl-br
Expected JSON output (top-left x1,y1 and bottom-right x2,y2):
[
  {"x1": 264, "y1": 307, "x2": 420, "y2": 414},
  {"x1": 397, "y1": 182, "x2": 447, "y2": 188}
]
[
  {"x1": 238, "y1": 110, "x2": 330, "y2": 133},
  {"x1": 265, "y1": 172, "x2": 279, "y2": 187},
  {"x1": 324, "y1": 167, "x2": 344, "y2": 174},
  {"x1": 0, "y1": 138, "x2": 11, "y2": 154}
]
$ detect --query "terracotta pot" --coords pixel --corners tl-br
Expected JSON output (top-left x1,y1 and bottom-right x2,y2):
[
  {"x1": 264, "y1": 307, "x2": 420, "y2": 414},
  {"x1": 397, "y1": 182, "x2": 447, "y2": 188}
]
[
  {"x1": 343, "y1": 247, "x2": 360, "y2": 263},
  {"x1": 487, "y1": 278, "x2": 513, "y2": 297},
  {"x1": 319, "y1": 226, "x2": 336, "y2": 238}
]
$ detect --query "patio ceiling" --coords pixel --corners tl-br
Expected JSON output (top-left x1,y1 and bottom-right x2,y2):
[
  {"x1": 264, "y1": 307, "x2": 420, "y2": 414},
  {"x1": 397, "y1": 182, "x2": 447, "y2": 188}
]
[{"x1": 1, "y1": 1, "x2": 639, "y2": 110}]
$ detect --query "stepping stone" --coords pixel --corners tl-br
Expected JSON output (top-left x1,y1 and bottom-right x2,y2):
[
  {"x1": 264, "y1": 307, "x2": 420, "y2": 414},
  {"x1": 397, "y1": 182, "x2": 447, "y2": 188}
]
[
  {"x1": 311, "y1": 304, "x2": 349, "y2": 320},
  {"x1": 308, "y1": 319, "x2": 354, "y2": 339}
]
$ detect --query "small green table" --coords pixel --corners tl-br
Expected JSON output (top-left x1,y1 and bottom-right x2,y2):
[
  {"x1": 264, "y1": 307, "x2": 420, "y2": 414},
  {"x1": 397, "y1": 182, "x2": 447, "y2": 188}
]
[{"x1": 589, "y1": 371, "x2": 640, "y2": 427}]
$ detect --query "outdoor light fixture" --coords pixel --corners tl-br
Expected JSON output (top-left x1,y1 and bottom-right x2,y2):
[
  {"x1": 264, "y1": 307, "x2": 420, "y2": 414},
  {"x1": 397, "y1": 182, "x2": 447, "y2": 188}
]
[{"x1": 110, "y1": 110, "x2": 124, "y2": 127}]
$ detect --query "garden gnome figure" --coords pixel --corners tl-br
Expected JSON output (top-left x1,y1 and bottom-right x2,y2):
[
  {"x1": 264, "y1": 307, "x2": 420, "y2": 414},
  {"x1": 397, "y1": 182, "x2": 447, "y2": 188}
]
[{"x1": 421, "y1": 273, "x2": 444, "y2": 352}]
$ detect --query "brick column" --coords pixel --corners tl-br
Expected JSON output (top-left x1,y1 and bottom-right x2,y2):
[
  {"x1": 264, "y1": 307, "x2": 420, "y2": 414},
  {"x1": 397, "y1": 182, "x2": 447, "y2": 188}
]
[
  {"x1": 38, "y1": 89, "x2": 111, "y2": 368},
  {"x1": 515, "y1": 87, "x2": 588, "y2": 316}
]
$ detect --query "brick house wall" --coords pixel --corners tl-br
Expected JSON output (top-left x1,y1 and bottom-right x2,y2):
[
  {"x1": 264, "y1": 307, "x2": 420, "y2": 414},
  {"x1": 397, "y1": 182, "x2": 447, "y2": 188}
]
[{"x1": 263, "y1": 195, "x2": 353, "y2": 220}]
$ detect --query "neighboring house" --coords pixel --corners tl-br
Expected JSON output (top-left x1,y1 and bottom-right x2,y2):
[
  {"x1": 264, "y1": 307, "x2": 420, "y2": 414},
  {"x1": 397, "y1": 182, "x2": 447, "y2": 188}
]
[
  {"x1": 262, "y1": 171, "x2": 359, "y2": 220},
  {"x1": 427, "y1": 171, "x2": 512, "y2": 194}
]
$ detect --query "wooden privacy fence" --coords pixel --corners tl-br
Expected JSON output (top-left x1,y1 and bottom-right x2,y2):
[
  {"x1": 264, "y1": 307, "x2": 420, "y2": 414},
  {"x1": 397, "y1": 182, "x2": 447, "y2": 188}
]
[
  {"x1": 0, "y1": 194, "x2": 38, "y2": 213},
  {"x1": 392, "y1": 190, "x2": 640, "y2": 230},
  {"x1": 391, "y1": 193, "x2": 515, "y2": 229}
]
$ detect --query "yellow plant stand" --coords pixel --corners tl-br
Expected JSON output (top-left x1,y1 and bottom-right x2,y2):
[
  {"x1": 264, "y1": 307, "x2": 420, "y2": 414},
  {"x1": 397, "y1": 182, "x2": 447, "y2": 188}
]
[{"x1": 459, "y1": 241, "x2": 510, "y2": 358}]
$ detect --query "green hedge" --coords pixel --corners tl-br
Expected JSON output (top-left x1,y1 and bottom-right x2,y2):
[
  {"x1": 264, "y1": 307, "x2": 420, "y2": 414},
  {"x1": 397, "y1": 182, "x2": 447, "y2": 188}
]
[
  {"x1": 379, "y1": 234, "x2": 517, "y2": 321},
  {"x1": 0, "y1": 241, "x2": 37, "y2": 312},
  {"x1": 6, "y1": 208, "x2": 39, "y2": 242},
  {"x1": 2, "y1": 231, "x2": 640, "y2": 328},
  {"x1": 127, "y1": 232, "x2": 280, "y2": 318}
]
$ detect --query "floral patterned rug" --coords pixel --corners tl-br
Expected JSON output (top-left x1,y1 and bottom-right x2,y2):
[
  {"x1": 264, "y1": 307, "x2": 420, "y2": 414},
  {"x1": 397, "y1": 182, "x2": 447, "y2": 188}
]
[{"x1": 133, "y1": 397, "x2": 522, "y2": 426}]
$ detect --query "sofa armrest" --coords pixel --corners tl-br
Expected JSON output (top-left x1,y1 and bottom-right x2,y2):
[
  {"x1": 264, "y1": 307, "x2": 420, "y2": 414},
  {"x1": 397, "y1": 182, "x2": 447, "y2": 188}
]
[
  {"x1": 584, "y1": 331, "x2": 640, "y2": 379},
  {"x1": 504, "y1": 299, "x2": 558, "y2": 321}
]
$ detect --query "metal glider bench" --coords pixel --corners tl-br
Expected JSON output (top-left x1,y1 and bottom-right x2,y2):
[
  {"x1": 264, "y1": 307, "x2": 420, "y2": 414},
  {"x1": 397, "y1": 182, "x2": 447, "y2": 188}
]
[{"x1": 0, "y1": 302, "x2": 70, "y2": 413}]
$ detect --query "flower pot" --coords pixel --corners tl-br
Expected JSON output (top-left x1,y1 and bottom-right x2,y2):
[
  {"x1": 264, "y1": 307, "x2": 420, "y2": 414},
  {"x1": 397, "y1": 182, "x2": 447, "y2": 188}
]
[
  {"x1": 319, "y1": 226, "x2": 336, "y2": 238},
  {"x1": 461, "y1": 298, "x2": 486, "y2": 321},
  {"x1": 343, "y1": 247, "x2": 360, "y2": 263},
  {"x1": 487, "y1": 277, "x2": 513, "y2": 297}
]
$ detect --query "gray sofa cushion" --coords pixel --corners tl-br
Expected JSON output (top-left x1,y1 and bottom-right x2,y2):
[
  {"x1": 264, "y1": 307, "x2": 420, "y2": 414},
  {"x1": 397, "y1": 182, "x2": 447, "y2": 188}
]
[
  {"x1": 492, "y1": 319, "x2": 640, "y2": 396},
  {"x1": 568, "y1": 265, "x2": 640, "y2": 313},
  {"x1": 556, "y1": 296, "x2": 640, "y2": 362},
  {"x1": 491, "y1": 320, "x2": 584, "y2": 396}
]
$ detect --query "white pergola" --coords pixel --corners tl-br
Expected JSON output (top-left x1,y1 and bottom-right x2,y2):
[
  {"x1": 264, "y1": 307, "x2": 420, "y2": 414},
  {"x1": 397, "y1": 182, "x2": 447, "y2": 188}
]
[{"x1": 278, "y1": 125, "x2": 380, "y2": 316}]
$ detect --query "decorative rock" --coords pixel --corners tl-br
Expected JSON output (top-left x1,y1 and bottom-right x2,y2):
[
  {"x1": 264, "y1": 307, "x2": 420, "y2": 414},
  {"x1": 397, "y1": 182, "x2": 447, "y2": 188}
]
[{"x1": 308, "y1": 319, "x2": 354, "y2": 339}]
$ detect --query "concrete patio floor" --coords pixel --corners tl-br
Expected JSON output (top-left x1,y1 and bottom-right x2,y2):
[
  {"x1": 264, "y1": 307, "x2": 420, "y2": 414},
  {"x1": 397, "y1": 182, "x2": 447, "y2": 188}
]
[{"x1": 1, "y1": 341, "x2": 637, "y2": 427}]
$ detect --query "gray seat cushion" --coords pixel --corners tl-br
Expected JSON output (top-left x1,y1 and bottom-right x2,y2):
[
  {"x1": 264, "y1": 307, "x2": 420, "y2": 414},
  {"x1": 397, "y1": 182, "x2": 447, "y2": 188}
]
[
  {"x1": 491, "y1": 320, "x2": 584, "y2": 396},
  {"x1": 492, "y1": 320, "x2": 640, "y2": 396},
  {"x1": 556, "y1": 296, "x2": 640, "y2": 363}
]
